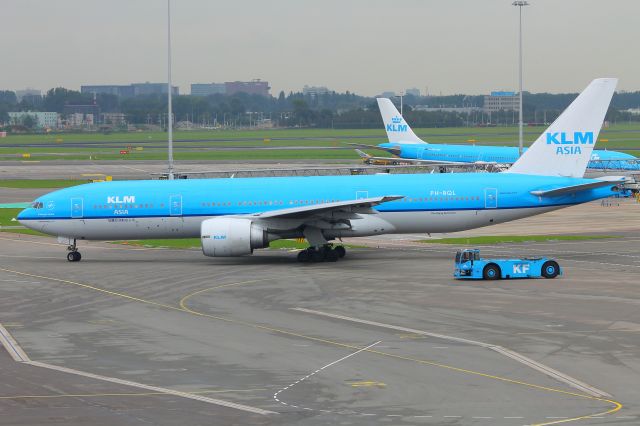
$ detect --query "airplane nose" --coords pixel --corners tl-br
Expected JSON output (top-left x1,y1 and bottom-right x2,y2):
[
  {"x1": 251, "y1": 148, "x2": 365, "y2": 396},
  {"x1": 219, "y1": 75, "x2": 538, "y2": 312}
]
[
  {"x1": 16, "y1": 209, "x2": 27, "y2": 223},
  {"x1": 16, "y1": 208, "x2": 37, "y2": 230}
]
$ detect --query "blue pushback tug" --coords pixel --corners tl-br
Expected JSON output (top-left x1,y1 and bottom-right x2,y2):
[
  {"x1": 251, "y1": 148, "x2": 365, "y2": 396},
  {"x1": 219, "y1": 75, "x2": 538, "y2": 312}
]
[{"x1": 454, "y1": 249, "x2": 562, "y2": 280}]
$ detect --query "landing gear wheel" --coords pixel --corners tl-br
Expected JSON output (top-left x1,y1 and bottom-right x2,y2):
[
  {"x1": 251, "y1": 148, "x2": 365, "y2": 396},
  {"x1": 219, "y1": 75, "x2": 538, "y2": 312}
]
[
  {"x1": 483, "y1": 264, "x2": 500, "y2": 280},
  {"x1": 311, "y1": 248, "x2": 325, "y2": 263},
  {"x1": 325, "y1": 249, "x2": 339, "y2": 262},
  {"x1": 67, "y1": 251, "x2": 81, "y2": 262},
  {"x1": 541, "y1": 261, "x2": 560, "y2": 279},
  {"x1": 297, "y1": 250, "x2": 311, "y2": 263},
  {"x1": 66, "y1": 238, "x2": 81, "y2": 262},
  {"x1": 334, "y1": 245, "x2": 346, "y2": 258}
]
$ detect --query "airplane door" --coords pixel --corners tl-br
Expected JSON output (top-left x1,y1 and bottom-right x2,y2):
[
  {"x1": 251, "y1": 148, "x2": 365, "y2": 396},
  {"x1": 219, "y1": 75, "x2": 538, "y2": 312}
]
[
  {"x1": 356, "y1": 191, "x2": 368, "y2": 200},
  {"x1": 169, "y1": 195, "x2": 182, "y2": 216},
  {"x1": 416, "y1": 147, "x2": 426, "y2": 159},
  {"x1": 484, "y1": 188, "x2": 498, "y2": 209},
  {"x1": 71, "y1": 198, "x2": 83, "y2": 218}
]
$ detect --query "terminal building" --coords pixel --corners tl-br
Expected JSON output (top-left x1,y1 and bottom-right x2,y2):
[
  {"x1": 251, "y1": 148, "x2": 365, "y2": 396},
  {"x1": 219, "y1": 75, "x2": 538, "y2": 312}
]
[
  {"x1": 191, "y1": 83, "x2": 226, "y2": 96},
  {"x1": 191, "y1": 80, "x2": 271, "y2": 97},
  {"x1": 483, "y1": 91, "x2": 520, "y2": 112},
  {"x1": 302, "y1": 85, "x2": 330, "y2": 97},
  {"x1": 8, "y1": 111, "x2": 58, "y2": 129},
  {"x1": 224, "y1": 79, "x2": 270, "y2": 97},
  {"x1": 81, "y1": 83, "x2": 179, "y2": 97}
]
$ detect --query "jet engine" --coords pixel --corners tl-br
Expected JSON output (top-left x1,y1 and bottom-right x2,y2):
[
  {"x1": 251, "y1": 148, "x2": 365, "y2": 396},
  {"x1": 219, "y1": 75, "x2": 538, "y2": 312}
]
[{"x1": 200, "y1": 217, "x2": 271, "y2": 257}]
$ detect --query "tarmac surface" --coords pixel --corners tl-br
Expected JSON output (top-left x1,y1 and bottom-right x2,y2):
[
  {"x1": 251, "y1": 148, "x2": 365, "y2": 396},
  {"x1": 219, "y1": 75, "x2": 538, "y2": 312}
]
[
  {"x1": 1, "y1": 171, "x2": 640, "y2": 426},
  {"x1": 1, "y1": 226, "x2": 640, "y2": 425}
]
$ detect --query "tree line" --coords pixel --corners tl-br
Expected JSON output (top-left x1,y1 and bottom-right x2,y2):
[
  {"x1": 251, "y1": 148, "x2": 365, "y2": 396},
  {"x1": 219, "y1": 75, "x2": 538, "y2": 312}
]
[{"x1": 2, "y1": 87, "x2": 640, "y2": 130}]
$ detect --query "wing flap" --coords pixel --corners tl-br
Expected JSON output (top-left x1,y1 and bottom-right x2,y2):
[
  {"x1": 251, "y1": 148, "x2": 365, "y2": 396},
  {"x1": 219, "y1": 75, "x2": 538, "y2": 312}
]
[{"x1": 248, "y1": 195, "x2": 404, "y2": 219}]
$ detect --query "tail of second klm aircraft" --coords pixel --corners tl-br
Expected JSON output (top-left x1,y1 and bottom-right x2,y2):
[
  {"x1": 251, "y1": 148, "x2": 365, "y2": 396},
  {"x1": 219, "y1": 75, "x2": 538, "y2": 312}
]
[
  {"x1": 377, "y1": 98, "x2": 426, "y2": 144},
  {"x1": 506, "y1": 78, "x2": 618, "y2": 178}
]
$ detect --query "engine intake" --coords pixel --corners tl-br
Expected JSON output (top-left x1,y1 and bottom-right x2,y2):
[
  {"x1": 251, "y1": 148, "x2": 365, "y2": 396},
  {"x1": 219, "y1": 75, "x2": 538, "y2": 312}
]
[{"x1": 201, "y1": 217, "x2": 270, "y2": 257}]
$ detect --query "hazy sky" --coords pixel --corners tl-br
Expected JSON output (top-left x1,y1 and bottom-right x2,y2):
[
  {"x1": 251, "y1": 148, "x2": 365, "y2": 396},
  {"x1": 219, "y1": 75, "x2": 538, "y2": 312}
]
[{"x1": 3, "y1": 0, "x2": 639, "y2": 96}]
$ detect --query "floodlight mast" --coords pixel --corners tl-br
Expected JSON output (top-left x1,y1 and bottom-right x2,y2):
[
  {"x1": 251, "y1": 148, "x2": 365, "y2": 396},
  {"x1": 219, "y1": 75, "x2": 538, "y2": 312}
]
[
  {"x1": 513, "y1": 0, "x2": 529, "y2": 157},
  {"x1": 167, "y1": 0, "x2": 174, "y2": 179}
]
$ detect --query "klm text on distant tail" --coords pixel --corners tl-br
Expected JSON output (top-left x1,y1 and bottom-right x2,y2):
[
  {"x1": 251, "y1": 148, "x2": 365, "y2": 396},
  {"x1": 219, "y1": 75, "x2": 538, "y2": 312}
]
[{"x1": 386, "y1": 116, "x2": 407, "y2": 132}]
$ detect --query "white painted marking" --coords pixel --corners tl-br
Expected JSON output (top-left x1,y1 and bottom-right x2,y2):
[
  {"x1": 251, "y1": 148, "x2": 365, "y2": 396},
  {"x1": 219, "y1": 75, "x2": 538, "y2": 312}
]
[
  {"x1": 0, "y1": 323, "x2": 30, "y2": 362},
  {"x1": 293, "y1": 307, "x2": 490, "y2": 347},
  {"x1": 25, "y1": 360, "x2": 275, "y2": 414},
  {"x1": 491, "y1": 346, "x2": 611, "y2": 398},
  {"x1": 293, "y1": 307, "x2": 612, "y2": 398},
  {"x1": 0, "y1": 324, "x2": 273, "y2": 415},
  {"x1": 273, "y1": 341, "x2": 381, "y2": 413}
]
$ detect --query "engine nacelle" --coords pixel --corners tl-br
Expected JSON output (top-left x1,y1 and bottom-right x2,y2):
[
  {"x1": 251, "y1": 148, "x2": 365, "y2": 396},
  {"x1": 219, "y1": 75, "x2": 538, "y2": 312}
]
[{"x1": 201, "y1": 218, "x2": 270, "y2": 257}]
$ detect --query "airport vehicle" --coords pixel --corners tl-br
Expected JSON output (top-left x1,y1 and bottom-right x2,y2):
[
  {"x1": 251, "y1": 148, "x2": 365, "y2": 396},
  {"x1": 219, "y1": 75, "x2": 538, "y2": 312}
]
[
  {"x1": 369, "y1": 98, "x2": 640, "y2": 171},
  {"x1": 453, "y1": 249, "x2": 562, "y2": 280},
  {"x1": 18, "y1": 79, "x2": 624, "y2": 263}
]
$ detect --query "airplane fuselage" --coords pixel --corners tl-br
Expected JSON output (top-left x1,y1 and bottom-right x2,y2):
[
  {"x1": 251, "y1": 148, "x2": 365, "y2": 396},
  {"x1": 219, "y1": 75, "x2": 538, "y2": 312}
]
[
  {"x1": 382, "y1": 142, "x2": 640, "y2": 170},
  {"x1": 18, "y1": 173, "x2": 618, "y2": 241}
]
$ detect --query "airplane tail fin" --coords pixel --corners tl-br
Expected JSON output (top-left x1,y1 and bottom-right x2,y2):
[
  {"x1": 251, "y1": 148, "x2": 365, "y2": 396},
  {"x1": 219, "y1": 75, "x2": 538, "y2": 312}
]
[
  {"x1": 377, "y1": 98, "x2": 426, "y2": 144},
  {"x1": 506, "y1": 78, "x2": 617, "y2": 177}
]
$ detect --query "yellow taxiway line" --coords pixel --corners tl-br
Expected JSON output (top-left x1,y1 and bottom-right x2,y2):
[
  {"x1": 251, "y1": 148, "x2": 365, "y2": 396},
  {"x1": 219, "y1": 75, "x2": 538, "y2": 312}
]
[{"x1": 0, "y1": 267, "x2": 624, "y2": 424}]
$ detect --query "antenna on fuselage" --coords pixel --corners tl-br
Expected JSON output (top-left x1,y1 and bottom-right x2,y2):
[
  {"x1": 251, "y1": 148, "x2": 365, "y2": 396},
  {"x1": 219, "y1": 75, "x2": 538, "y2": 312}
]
[{"x1": 166, "y1": 0, "x2": 175, "y2": 180}]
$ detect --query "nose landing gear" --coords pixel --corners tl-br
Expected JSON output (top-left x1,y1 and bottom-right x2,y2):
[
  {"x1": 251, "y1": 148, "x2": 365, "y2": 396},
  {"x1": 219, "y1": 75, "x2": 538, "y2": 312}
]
[{"x1": 66, "y1": 239, "x2": 82, "y2": 262}]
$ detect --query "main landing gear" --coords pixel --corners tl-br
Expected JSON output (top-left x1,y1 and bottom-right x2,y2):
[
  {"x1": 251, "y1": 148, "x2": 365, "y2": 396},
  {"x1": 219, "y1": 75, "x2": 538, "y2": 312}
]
[
  {"x1": 297, "y1": 245, "x2": 346, "y2": 263},
  {"x1": 66, "y1": 239, "x2": 82, "y2": 262}
]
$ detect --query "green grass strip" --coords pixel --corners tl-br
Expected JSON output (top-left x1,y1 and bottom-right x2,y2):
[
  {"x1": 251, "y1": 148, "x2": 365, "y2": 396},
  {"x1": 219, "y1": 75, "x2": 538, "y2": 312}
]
[
  {"x1": 419, "y1": 235, "x2": 617, "y2": 245},
  {"x1": 0, "y1": 179, "x2": 88, "y2": 188}
]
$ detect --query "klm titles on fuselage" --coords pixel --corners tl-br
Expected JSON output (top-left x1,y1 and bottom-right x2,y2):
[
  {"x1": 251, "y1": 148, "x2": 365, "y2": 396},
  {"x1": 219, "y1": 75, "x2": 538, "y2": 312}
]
[
  {"x1": 546, "y1": 131, "x2": 594, "y2": 155},
  {"x1": 386, "y1": 116, "x2": 408, "y2": 132},
  {"x1": 107, "y1": 196, "x2": 136, "y2": 204}
]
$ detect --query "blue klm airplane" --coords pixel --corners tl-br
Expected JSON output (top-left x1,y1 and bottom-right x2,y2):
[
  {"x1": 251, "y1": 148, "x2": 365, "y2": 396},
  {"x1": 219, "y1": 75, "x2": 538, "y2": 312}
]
[
  {"x1": 19, "y1": 78, "x2": 624, "y2": 263},
  {"x1": 367, "y1": 97, "x2": 639, "y2": 171}
]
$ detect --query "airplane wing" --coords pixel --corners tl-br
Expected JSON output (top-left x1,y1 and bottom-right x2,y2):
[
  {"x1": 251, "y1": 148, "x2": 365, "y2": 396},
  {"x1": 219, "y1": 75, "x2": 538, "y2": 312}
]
[
  {"x1": 347, "y1": 143, "x2": 402, "y2": 155},
  {"x1": 354, "y1": 149, "x2": 493, "y2": 167},
  {"x1": 248, "y1": 195, "x2": 404, "y2": 219},
  {"x1": 530, "y1": 177, "x2": 625, "y2": 197}
]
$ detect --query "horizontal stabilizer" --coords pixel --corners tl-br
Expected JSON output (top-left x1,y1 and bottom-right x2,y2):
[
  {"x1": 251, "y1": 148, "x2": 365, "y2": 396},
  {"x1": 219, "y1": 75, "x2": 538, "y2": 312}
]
[
  {"x1": 355, "y1": 149, "x2": 371, "y2": 158},
  {"x1": 348, "y1": 143, "x2": 401, "y2": 155},
  {"x1": 530, "y1": 177, "x2": 624, "y2": 197}
]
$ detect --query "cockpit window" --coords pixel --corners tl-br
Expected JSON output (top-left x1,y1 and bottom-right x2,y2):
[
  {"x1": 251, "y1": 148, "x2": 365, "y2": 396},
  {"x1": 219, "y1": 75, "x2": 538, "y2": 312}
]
[{"x1": 31, "y1": 201, "x2": 44, "y2": 209}]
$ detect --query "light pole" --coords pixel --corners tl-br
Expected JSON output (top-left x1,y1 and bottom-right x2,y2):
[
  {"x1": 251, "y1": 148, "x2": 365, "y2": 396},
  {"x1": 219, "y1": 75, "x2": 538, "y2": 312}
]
[
  {"x1": 166, "y1": 0, "x2": 175, "y2": 179},
  {"x1": 513, "y1": 0, "x2": 529, "y2": 157}
]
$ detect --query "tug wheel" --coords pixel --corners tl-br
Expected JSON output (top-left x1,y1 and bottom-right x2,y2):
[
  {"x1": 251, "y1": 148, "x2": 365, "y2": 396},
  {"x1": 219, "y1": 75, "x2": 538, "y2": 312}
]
[
  {"x1": 483, "y1": 264, "x2": 501, "y2": 280},
  {"x1": 541, "y1": 261, "x2": 560, "y2": 279}
]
